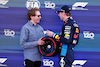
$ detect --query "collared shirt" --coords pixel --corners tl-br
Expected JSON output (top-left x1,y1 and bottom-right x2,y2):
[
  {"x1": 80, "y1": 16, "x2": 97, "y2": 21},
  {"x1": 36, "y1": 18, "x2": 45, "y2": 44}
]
[{"x1": 20, "y1": 21, "x2": 44, "y2": 61}]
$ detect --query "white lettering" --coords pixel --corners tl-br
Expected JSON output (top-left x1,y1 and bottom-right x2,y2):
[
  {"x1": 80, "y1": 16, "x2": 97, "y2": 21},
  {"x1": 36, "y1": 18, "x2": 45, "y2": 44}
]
[
  {"x1": 72, "y1": 60, "x2": 87, "y2": 67},
  {"x1": 59, "y1": 57, "x2": 65, "y2": 67},
  {"x1": 83, "y1": 31, "x2": 94, "y2": 39},
  {"x1": 0, "y1": 58, "x2": 7, "y2": 66},
  {"x1": 45, "y1": 1, "x2": 55, "y2": 9},
  {"x1": 4, "y1": 29, "x2": 15, "y2": 37},
  {"x1": 72, "y1": 2, "x2": 88, "y2": 10},
  {"x1": 0, "y1": 0, "x2": 9, "y2": 8},
  {"x1": 43, "y1": 59, "x2": 54, "y2": 67},
  {"x1": 26, "y1": 0, "x2": 40, "y2": 10}
]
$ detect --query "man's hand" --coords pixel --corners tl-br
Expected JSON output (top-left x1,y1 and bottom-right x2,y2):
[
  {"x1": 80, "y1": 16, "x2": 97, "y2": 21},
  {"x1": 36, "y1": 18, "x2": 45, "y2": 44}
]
[
  {"x1": 46, "y1": 30, "x2": 54, "y2": 37},
  {"x1": 37, "y1": 37, "x2": 45, "y2": 45}
]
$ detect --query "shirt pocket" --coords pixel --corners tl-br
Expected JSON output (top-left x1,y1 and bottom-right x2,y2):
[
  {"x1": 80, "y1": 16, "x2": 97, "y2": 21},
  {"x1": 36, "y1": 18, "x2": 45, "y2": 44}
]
[
  {"x1": 38, "y1": 29, "x2": 44, "y2": 37},
  {"x1": 29, "y1": 30, "x2": 37, "y2": 41}
]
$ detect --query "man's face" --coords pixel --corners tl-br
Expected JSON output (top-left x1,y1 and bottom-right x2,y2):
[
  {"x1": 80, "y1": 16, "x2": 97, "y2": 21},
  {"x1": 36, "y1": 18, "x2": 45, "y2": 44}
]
[
  {"x1": 58, "y1": 12, "x2": 64, "y2": 21},
  {"x1": 31, "y1": 11, "x2": 42, "y2": 23}
]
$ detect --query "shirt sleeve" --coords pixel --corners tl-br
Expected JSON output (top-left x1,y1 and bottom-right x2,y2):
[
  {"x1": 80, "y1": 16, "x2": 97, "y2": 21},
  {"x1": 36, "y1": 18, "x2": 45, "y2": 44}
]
[{"x1": 20, "y1": 27, "x2": 37, "y2": 49}]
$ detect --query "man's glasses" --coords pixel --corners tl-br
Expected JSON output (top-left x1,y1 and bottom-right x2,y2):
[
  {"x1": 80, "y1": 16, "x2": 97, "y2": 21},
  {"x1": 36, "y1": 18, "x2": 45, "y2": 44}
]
[{"x1": 36, "y1": 15, "x2": 41, "y2": 17}]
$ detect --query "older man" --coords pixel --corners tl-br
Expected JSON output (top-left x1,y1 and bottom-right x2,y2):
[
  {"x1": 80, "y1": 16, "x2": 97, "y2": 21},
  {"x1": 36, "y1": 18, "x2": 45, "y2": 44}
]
[{"x1": 20, "y1": 8, "x2": 45, "y2": 67}]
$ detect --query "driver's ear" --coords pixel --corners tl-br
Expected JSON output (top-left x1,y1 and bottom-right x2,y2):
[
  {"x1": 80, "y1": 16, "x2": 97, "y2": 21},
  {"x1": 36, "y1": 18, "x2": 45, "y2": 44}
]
[{"x1": 63, "y1": 12, "x2": 66, "y2": 16}]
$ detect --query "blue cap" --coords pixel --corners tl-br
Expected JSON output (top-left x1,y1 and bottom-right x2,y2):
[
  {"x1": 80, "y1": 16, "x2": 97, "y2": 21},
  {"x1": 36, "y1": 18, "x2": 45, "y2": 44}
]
[{"x1": 56, "y1": 5, "x2": 71, "y2": 13}]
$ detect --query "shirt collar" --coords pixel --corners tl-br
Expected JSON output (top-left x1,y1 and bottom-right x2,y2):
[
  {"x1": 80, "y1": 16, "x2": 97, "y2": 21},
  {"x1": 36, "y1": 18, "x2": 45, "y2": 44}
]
[{"x1": 28, "y1": 21, "x2": 38, "y2": 26}]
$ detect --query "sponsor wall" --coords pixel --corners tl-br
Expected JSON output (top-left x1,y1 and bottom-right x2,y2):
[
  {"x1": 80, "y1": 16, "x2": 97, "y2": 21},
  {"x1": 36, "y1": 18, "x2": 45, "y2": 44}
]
[{"x1": 0, "y1": 0, "x2": 100, "y2": 67}]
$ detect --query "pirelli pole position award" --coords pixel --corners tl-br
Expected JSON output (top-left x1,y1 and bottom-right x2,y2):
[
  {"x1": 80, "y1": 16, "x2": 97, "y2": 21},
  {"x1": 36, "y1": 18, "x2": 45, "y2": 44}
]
[{"x1": 38, "y1": 36, "x2": 60, "y2": 57}]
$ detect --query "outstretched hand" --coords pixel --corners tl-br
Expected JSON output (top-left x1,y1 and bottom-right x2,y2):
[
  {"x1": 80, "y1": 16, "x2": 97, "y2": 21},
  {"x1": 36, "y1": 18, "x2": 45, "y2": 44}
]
[{"x1": 46, "y1": 30, "x2": 54, "y2": 37}]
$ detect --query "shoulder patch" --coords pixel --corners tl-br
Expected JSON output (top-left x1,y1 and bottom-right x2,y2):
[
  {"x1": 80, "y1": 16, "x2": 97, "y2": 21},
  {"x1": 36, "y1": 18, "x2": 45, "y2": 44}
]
[{"x1": 73, "y1": 23, "x2": 79, "y2": 27}]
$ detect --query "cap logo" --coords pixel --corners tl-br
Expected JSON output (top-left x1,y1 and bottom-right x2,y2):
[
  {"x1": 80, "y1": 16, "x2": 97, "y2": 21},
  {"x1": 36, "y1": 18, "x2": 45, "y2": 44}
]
[
  {"x1": 69, "y1": 8, "x2": 71, "y2": 10},
  {"x1": 60, "y1": 9, "x2": 65, "y2": 12}
]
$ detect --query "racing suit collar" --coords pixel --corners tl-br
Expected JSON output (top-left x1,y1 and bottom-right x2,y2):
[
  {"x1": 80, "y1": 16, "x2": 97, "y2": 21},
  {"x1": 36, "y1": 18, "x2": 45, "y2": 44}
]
[
  {"x1": 64, "y1": 17, "x2": 73, "y2": 22},
  {"x1": 64, "y1": 18, "x2": 69, "y2": 23},
  {"x1": 64, "y1": 17, "x2": 73, "y2": 25}
]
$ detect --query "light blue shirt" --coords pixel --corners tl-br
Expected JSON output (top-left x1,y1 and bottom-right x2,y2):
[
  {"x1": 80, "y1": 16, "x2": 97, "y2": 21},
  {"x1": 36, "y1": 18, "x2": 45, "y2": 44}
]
[{"x1": 20, "y1": 21, "x2": 44, "y2": 61}]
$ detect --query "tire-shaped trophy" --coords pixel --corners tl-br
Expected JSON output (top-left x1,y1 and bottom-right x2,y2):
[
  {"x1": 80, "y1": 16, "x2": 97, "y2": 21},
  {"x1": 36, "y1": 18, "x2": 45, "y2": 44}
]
[{"x1": 38, "y1": 36, "x2": 59, "y2": 57}]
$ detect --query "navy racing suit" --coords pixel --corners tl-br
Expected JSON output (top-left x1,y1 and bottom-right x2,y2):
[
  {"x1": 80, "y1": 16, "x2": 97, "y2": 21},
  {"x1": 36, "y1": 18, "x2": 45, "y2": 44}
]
[{"x1": 52, "y1": 17, "x2": 79, "y2": 67}]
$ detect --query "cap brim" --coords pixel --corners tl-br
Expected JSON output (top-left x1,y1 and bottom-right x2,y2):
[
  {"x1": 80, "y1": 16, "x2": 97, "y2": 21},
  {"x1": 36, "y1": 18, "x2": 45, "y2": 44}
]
[{"x1": 55, "y1": 11, "x2": 63, "y2": 13}]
